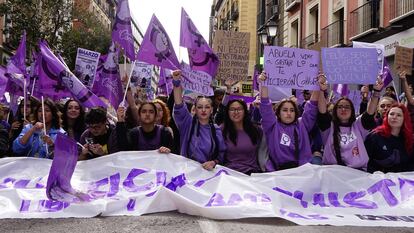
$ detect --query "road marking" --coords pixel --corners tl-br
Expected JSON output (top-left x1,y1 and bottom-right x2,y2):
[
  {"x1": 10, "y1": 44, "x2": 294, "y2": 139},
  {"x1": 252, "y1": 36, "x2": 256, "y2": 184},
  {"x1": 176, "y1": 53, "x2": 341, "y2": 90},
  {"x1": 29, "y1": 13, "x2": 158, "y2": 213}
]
[{"x1": 198, "y1": 217, "x2": 220, "y2": 233}]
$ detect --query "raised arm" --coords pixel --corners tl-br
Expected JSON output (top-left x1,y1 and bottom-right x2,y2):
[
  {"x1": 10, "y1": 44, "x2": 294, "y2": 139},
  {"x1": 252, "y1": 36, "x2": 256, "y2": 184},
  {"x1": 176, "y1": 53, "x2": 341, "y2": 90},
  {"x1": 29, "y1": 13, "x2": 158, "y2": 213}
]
[
  {"x1": 259, "y1": 72, "x2": 269, "y2": 99},
  {"x1": 172, "y1": 70, "x2": 183, "y2": 105},
  {"x1": 366, "y1": 77, "x2": 384, "y2": 115},
  {"x1": 317, "y1": 74, "x2": 328, "y2": 114},
  {"x1": 399, "y1": 71, "x2": 414, "y2": 106}
]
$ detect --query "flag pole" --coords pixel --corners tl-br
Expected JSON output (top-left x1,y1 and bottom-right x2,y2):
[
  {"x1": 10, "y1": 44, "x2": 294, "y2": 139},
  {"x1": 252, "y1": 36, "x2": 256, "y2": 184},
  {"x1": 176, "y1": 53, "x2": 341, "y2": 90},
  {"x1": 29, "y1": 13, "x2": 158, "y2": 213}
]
[
  {"x1": 392, "y1": 80, "x2": 400, "y2": 104},
  {"x1": 121, "y1": 60, "x2": 136, "y2": 103},
  {"x1": 23, "y1": 79, "x2": 27, "y2": 121},
  {"x1": 41, "y1": 96, "x2": 49, "y2": 155}
]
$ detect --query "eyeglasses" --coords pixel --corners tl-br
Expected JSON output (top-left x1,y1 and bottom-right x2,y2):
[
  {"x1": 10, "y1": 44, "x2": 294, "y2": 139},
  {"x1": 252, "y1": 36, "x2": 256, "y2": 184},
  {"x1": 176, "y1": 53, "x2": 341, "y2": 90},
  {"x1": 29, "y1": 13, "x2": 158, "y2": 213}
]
[
  {"x1": 229, "y1": 108, "x2": 244, "y2": 113},
  {"x1": 87, "y1": 123, "x2": 104, "y2": 130},
  {"x1": 337, "y1": 105, "x2": 351, "y2": 111}
]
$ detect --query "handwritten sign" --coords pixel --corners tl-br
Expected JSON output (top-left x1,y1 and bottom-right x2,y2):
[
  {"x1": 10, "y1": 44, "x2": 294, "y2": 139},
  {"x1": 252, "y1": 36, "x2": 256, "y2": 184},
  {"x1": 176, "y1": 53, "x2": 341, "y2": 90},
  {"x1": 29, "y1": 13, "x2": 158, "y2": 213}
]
[
  {"x1": 322, "y1": 48, "x2": 378, "y2": 84},
  {"x1": 74, "y1": 48, "x2": 100, "y2": 88},
  {"x1": 263, "y1": 46, "x2": 319, "y2": 90},
  {"x1": 212, "y1": 30, "x2": 250, "y2": 84},
  {"x1": 181, "y1": 62, "x2": 213, "y2": 96},
  {"x1": 395, "y1": 46, "x2": 414, "y2": 75},
  {"x1": 353, "y1": 41, "x2": 385, "y2": 75}
]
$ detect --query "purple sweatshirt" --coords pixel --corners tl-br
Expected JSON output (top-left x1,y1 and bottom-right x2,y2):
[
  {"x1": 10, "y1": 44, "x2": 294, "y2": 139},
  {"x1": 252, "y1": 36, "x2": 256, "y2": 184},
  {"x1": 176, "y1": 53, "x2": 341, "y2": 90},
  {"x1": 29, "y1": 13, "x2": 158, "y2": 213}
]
[
  {"x1": 321, "y1": 116, "x2": 369, "y2": 170},
  {"x1": 260, "y1": 98, "x2": 317, "y2": 171},
  {"x1": 222, "y1": 127, "x2": 262, "y2": 174},
  {"x1": 173, "y1": 103, "x2": 226, "y2": 163}
]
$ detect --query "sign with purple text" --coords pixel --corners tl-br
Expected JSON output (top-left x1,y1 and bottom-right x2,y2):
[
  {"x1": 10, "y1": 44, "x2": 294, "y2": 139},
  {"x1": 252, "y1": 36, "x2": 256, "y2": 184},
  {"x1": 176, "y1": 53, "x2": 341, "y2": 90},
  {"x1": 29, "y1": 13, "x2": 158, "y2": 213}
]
[
  {"x1": 180, "y1": 62, "x2": 213, "y2": 96},
  {"x1": 1, "y1": 152, "x2": 414, "y2": 227},
  {"x1": 264, "y1": 46, "x2": 319, "y2": 90},
  {"x1": 322, "y1": 48, "x2": 378, "y2": 84},
  {"x1": 75, "y1": 48, "x2": 100, "y2": 89}
]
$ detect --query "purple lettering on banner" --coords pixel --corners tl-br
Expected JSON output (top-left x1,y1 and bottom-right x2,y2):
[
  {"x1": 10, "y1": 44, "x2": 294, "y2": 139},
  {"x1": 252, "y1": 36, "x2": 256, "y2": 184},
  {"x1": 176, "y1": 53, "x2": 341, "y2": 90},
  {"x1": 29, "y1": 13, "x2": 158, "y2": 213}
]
[
  {"x1": 107, "y1": 173, "x2": 120, "y2": 197},
  {"x1": 227, "y1": 193, "x2": 243, "y2": 206},
  {"x1": 328, "y1": 192, "x2": 346, "y2": 207},
  {"x1": 367, "y1": 179, "x2": 398, "y2": 207},
  {"x1": 287, "y1": 212, "x2": 310, "y2": 219},
  {"x1": 35, "y1": 177, "x2": 45, "y2": 189},
  {"x1": 127, "y1": 198, "x2": 136, "y2": 211},
  {"x1": 205, "y1": 193, "x2": 226, "y2": 207},
  {"x1": 260, "y1": 194, "x2": 272, "y2": 203},
  {"x1": 273, "y1": 187, "x2": 308, "y2": 208},
  {"x1": 399, "y1": 178, "x2": 414, "y2": 202},
  {"x1": 343, "y1": 191, "x2": 377, "y2": 209},
  {"x1": 244, "y1": 193, "x2": 257, "y2": 202},
  {"x1": 166, "y1": 174, "x2": 187, "y2": 192},
  {"x1": 313, "y1": 193, "x2": 329, "y2": 207},
  {"x1": 19, "y1": 200, "x2": 31, "y2": 212},
  {"x1": 88, "y1": 177, "x2": 109, "y2": 199},
  {"x1": 146, "y1": 171, "x2": 168, "y2": 197},
  {"x1": 0, "y1": 177, "x2": 16, "y2": 189},
  {"x1": 14, "y1": 179, "x2": 30, "y2": 189},
  {"x1": 37, "y1": 200, "x2": 70, "y2": 212},
  {"x1": 123, "y1": 169, "x2": 153, "y2": 192},
  {"x1": 194, "y1": 169, "x2": 229, "y2": 187},
  {"x1": 307, "y1": 214, "x2": 329, "y2": 220}
]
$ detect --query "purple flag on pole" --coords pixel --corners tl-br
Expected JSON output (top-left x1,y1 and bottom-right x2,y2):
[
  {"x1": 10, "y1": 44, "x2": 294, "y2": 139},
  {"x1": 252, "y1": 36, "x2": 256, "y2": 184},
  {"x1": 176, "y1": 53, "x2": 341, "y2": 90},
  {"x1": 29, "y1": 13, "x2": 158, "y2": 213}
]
[
  {"x1": 6, "y1": 31, "x2": 27, "y2": 96},
  {"x1": 333, "y1": 84, "x2": 350, "y2": 97},
  {"x1": 92, "y1": 42, "x2": 124, "y2": 109},
  {"x1": 46, "y1": 133, "x2": 90, "y2": 202},
  {"x1": 0, "y1": 66, "x2": 8, "y2": 97},
  {"x1": 136, "y1": 14, "x2": 180, "y2": 70},
  {"x1": 180, "y1": 8, "x2": 219, "y2": 77},
  {"x1": 381, "y1": 59, "x2": 393, "y2": 88},
  {"x1": 112, "y1": 0, "x2": 135, "y2": 61},
  {"x1": 39, "y1": 41, "x2": 106, "y2": 108}
]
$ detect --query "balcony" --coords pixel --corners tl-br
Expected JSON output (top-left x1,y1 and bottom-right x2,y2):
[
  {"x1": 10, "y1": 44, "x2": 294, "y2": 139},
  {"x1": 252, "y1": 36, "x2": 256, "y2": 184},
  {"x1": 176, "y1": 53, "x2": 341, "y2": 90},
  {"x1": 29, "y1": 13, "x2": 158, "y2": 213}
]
[
  {"x1": 349, "y1": 0, "x2": 381, "y2": 40},
  {"x1": 389, "y1": 0, "x2": 414, "y2": 23},
  {"x1": 285, "y1": 0, "x2": 300, "y2": 12},
  {"x1": 231, "y1": 3, "x2": 239, "y2": 20},
  {"x1": 301, "y1": 33, "x2": 318, "y2": 48},
  {"x1": 320, "y1": 20, "x2": 345, "y2": 47}
]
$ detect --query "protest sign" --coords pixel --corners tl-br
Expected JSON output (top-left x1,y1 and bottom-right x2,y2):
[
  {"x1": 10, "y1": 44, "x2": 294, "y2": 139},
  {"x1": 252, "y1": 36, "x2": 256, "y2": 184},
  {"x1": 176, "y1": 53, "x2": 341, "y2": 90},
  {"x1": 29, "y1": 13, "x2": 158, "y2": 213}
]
[
  {"x1": 181, "y1": 62, "x2": 213, "y2": 96},
  {"x1": 353, "y1": 41, "x2": 385, "y2": 75},
  {"x1": 322, "y1": 48, "x2": 378, "y2": 84},
  {"x1": 131, "y1": 62, "x2": 153, "y2": 90},
  {"x1": 1, "y1": 152, "x2": 414, "y2": 227},
  {"x1": 212, "y1": 30, "x2": 250, "y2": 84},
  {"x1": 395, "y1": 46, "x2": 413, "y2": 75},
  {"x1": 75, "y1": 48, "x2": 100, "y2": 89},
  {"x1": 263, "y1": 46, "x2": 319, "y2": 90}
]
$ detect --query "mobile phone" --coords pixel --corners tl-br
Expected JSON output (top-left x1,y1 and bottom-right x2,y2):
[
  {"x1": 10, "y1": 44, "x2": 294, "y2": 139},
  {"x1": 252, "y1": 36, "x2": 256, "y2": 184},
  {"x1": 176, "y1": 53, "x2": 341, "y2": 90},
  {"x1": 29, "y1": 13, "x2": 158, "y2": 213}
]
[{"x1": 85, "y1": 137, "x2": 94, "y2": 144}]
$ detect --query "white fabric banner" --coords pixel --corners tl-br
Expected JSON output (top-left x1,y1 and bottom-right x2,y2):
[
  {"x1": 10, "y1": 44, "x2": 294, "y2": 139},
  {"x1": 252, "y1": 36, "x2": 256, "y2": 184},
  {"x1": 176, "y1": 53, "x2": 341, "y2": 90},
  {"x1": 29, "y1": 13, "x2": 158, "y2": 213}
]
[{"x1": 1, "y1": 151, "x2": 414, "y2": 227}]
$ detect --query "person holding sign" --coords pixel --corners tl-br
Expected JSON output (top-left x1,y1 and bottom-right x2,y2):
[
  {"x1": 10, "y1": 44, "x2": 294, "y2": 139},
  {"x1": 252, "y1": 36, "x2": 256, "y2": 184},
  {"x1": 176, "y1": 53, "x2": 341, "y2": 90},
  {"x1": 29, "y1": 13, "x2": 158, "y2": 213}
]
[
  {"x1": 13, "y1": 99, "x2": 66, "y2": 159},
  {"x1": 172, "y1": 70, "x2": 226, "y2": 171},
  {"x1": 317, "y1": 77, "x2": 383, "y2": 170},
  {"x1": 364, "y1": 103, "x2": 414, "y2": 173},
  {"x1": 116, "y1": 102, "x2": 173, "y2": 153},
  {"x1": 258, "y1": 72, "x2": 326, "y2": 171}
]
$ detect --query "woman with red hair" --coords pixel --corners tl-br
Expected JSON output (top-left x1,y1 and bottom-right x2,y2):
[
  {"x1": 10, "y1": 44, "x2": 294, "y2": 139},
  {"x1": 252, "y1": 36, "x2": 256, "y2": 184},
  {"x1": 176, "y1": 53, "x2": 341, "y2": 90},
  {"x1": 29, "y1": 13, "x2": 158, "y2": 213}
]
[{"x1": 364, "y1": 103, "x2": 414, "y2": 173}]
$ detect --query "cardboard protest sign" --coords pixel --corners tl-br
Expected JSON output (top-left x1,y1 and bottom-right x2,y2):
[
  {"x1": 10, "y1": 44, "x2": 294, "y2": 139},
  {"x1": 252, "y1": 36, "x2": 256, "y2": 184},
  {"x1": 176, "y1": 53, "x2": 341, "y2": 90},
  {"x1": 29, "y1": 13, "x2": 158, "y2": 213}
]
[
  {"x1": 75, "y1": 48, "x2": 100, "y2": 89},
  {"x1": 322, "y1": 48, "x2": 378, "y2": 84},
  {"x1": 181, "y1": 62, "x2": 213, "y2": 96},
  {"x1": 395, "y1": 46, "x2": 413, "y2": 75},
  {"x1": 212, "y1": 30, "x2": 250, "y2": 84},
  {"x1": 263, "y1": 46, "x2": 320, "y2": 90}
]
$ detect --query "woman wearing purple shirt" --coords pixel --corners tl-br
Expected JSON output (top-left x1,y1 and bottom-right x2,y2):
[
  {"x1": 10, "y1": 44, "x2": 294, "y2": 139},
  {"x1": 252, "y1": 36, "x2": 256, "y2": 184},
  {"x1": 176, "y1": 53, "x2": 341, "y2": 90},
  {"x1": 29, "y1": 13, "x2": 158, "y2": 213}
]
[
  {"x1": 171, "y1": 70, "x2": 226, "y2": 171},
  {"x1": 258, "y1": 73, "x2": 327, "y2": 171},
  {"x1": 221, "y1": 99, "x2": 263, "y2": 175},
  {"x1": 317, "y1": 77, "x2": 383, "y2": 170}
]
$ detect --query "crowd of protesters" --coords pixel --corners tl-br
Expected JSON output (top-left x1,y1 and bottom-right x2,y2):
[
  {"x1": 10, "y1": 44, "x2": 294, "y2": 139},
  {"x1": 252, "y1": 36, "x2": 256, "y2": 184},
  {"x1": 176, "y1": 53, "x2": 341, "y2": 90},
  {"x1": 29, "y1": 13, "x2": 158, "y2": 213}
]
[{"x1": 0, "y1": 69, "x2": 413, "y2": 175}]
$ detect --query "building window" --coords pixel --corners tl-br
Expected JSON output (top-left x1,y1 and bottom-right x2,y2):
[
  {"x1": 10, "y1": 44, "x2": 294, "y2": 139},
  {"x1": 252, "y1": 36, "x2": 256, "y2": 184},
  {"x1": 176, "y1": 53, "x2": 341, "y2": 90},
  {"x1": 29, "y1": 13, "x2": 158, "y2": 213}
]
[{"x1": 290, "y1": 20, "x2": 298, "y2": 47}]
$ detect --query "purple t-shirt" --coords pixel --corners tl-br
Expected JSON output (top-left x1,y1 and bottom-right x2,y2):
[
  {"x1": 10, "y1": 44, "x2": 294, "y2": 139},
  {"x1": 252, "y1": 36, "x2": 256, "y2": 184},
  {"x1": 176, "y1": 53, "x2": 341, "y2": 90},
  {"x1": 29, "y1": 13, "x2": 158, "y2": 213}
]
[
  {"x1": 222, "y1": 128, "x2": 261, "y2": 174},
  {"x1": 173, "y1": 103, "x2": 226, "y2": 163},
  {"x1": 259, "y1": 98, "x2": 317, "y2": 171}
]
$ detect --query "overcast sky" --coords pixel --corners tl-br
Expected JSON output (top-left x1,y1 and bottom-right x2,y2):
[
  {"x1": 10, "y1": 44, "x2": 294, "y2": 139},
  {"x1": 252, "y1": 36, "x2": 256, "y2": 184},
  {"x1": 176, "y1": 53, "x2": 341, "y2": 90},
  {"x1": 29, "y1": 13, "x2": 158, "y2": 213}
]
[{"x1": 129, "y1": 0, "x2": 213, "y2": 60}]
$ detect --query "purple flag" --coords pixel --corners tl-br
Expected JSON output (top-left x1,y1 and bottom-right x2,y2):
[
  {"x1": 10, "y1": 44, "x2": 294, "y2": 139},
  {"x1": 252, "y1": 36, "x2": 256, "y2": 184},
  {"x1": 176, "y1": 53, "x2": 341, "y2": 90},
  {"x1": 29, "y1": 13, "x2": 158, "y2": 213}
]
[
  {"x1": 112, "y1": 0, "x2": 135, "y2": 61},
  {"x1": 158, "y1": 68, "x2": 173, "y2": 95},
  {"x1": 6, "y1": 31, "x2": 27, "y2": 96},
  {"x1": 46, "y1": 133, "x2": 90, "y2": 202},
  {"x1": 0, "y1": 66, "x2": 8, "y2": 97},
  {"x1": 39, "y1": 41, "x2": 106, "y2": 108},
  {"x1": 333, "y1": 84, "x2": 350, "y2": 97},
  {"x1": 381, "y1": 59, "x2": 393, "y2": 88},
  {"x1": 180, "y1": 8, "x2": 219, "y2": 77},
  {"x1": 227, "y1": 94, "x2": 255, "y2": 104},
  {"x1": 92, "y1": 42, "x2": 124, "y2": 109},
  {"x1": 136, "y1": 14, "x2": 180, "y2": 70}
]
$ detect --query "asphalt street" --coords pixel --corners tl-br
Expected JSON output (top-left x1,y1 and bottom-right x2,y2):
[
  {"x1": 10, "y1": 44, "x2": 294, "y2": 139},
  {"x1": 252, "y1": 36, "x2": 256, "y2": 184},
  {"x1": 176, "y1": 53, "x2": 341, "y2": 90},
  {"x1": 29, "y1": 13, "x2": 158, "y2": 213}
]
[{"x1": 0, "y1": 211, "x2": 413, "y2": 233}]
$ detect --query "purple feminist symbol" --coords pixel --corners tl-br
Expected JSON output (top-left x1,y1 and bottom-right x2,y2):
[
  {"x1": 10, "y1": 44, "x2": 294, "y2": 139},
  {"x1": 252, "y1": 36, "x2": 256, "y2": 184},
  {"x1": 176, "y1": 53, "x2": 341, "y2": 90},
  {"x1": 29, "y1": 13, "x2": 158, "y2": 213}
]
[{"x1": 150, "y1": 24, "x2": 172, "y2": 62}]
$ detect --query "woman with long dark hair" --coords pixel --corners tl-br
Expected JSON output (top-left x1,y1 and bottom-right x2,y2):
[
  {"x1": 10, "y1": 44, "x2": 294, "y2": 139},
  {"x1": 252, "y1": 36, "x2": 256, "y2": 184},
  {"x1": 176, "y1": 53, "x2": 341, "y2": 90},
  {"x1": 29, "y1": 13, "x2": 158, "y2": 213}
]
[
  {"x1": 365, "y1": 104, "x2": 414, "y2": 173},
  {"x1": 172, "y1": 70, "x2": 226, "y2": 170},
  {"x1": 221, "y1": 99, "x2": 263, "y2": 174},
  {"x1": 13, "y1": 99, "x2": 65, "y2": 158},
  {"x1": 318, "y1": 78, "x2": 383, "y2": 170},
  {"x1": 61, "y1": 99, "x2": 85, "y2": 142}
]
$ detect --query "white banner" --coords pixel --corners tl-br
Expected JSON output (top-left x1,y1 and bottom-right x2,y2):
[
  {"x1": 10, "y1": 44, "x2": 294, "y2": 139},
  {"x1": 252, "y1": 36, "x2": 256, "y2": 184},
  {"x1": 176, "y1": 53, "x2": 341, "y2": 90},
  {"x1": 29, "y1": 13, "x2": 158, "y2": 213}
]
[
  {"x1": 1, "y1": 151, "x2": 414, "y2": 227},
  {"x1": 75, "y1": 48, "x2": 100, "y2": 89}
]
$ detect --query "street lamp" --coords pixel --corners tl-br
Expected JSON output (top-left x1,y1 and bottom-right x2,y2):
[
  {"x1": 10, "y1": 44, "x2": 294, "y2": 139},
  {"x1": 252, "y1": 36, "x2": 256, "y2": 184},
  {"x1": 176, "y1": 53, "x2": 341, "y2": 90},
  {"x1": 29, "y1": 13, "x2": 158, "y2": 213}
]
[
  {"x1": 266, "y1": 21, "x2": 278, "y2": 37},
  {"x1": 258, "y1": 29, "x2": 268, "y2": 45}
]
